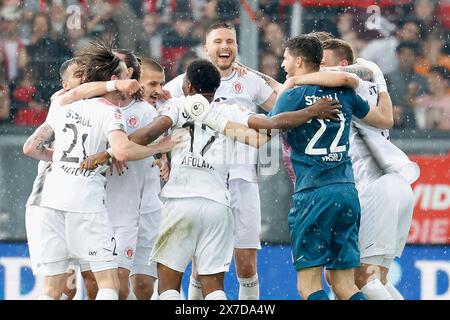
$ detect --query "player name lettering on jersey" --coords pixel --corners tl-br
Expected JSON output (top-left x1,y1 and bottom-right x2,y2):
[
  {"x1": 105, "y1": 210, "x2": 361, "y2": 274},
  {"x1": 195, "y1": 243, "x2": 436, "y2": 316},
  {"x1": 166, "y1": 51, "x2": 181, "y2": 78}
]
[
  {"x1": 65, "y1": 109, "x2": 92, "y2": 127},
  {"x1": 322, "y1": 152, "x2": 343, "y2": 162},
  {"x1": 181, "y1": 154, "x2": 215, "y2": 170},
  {"x1": 305, "y1": 93, "x2": 339, "y2": 105},
  {"x1": 60, "y1": 164, "x2": 96, "y2": 178}
]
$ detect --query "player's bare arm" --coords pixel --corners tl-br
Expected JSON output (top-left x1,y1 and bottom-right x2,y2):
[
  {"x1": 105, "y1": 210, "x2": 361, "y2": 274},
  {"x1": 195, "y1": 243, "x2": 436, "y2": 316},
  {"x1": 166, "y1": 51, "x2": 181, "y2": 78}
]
[
  {"x1": 222, "y1": 121, "x2": 270, "y2": 148},
  {"x1": 248, "y1": 98, "x2": 341, "y2": 131},
  {"x1": 290, "y1": 71, "x2": 359, "y2": 90},
  {"x1": 80, "y1": 116, "x2": 173, "y2": 170},
  {"x1": 59, "y1": 79, "x2": 141, "y2": 106},
  {"x1": 356, "y1": 58, "x2": 394, "y2": 129},
  {"x1": 107, "y1": 129, "x2": 183, "y2": 162},
  {"x1": 322, "y1": 64, "x2": 373, "y2": 81},
  {"x1": 129, "y1": 115, "x2": 173, "y2": 145},
  {"x1": 23, "y1": 123, "x2": 55, "y2": 162},
  {"x1": 361, "y1": 92, "x2": 394, "y2": 129}
]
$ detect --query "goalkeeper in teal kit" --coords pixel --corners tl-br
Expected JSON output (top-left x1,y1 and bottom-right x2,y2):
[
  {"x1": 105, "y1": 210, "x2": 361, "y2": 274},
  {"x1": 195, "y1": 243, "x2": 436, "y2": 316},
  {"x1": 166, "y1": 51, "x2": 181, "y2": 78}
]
[{"x1": 269, "y1": 35, "x2": 394, "y2": 300}]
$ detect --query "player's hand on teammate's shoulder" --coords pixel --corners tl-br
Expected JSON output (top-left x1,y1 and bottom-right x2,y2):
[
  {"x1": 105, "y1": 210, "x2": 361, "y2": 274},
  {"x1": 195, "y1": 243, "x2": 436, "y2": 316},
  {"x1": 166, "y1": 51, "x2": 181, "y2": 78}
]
[
  {"x1": 277, "y1": 77, "x2": 296, "y2": 96},
  {"x1": 233, "y1": 62, "x2": 248, "y2": 77},
  {"x1": 115, "y1": 79, "x2": 142, "y2": 96},
  {"x1": 310, "y1": 97, "x2": 342, "y2": 121},
  {"x1": 80, "y1": 150, "x2": 111, "y2": 170}
]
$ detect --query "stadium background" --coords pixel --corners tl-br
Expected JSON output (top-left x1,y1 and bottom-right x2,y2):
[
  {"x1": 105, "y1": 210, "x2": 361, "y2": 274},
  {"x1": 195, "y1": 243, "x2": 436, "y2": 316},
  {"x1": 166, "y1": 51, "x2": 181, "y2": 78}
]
[{"x1": 0, "y1": 0, "x2": 449, "y2": 299}]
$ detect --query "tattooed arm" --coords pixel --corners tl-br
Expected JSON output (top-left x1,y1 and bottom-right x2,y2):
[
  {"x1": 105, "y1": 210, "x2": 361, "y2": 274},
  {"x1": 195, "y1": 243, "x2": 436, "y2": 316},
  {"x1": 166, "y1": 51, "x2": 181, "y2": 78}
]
[
  {"x1": 321, "y1": 64, "x2": 373, "y2": 81},
  {"x1": 23, "y1": 123, "x2": 55, "y2": 161}
]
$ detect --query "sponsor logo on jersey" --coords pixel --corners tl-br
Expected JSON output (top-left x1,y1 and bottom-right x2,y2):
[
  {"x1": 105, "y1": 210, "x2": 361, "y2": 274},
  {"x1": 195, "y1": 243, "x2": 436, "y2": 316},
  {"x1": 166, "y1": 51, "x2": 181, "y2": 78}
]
[
  {"x1": 114, "y1": 112, "x2": 122, "y2": 120},
  {"x1": 233, "y1": 81, "x2": 243, "y2": 94},
  {"x1": 124, "y1": 247, "x2": 134, "y2": 259},
  {"x1": 127, "y1": 115, "x2": 139, "y2": 128},
  {"x1": 191, "y1": 102, "x2": 205, "y2": 117}
]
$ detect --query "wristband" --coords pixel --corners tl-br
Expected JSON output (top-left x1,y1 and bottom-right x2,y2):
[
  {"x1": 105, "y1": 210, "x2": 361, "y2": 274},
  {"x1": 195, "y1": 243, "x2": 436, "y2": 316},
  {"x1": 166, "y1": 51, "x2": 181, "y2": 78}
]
[
  {"x1": 106, "y1": 147, "x2": 114, "y2": 158},
  {"x1": 106, "y1": 80, "x2": 116, "y2": 92}
]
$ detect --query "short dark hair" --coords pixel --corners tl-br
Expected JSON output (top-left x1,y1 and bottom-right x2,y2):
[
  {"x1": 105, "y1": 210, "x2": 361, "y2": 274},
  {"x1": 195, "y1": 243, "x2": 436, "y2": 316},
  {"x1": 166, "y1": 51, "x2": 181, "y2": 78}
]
[
  {"x1": 59, "y1": 58, "x2": 79, "y2": 78},
  {"x1": 186, "y1": 59, "x2": 221, "y2": 94},
  {"x1": 285, "y1": 35, "x2": 323, "y2": 70},
  {"x1": 140, "y1": 57, "x2": 164, "y2": 73},
  {"x1": 77, "y1": 39, "x2": 124, "y2": 82},
  {"x1": 206, "y1": 21, "x2": 236, "y2": 38},
  {"x1": 307, "y1": 31, "x2": 334, "y2": 42},
  {"x1": 322, "y1": 39, "x2": 354, "y2": 64}
]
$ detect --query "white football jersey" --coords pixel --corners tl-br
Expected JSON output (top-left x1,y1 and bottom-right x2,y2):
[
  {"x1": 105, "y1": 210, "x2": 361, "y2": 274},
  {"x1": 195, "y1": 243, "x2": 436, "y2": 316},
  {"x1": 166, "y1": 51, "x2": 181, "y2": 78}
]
[
  {"x1": 106, "y1": 99, "x2": 162, "y2": 225},
  {"x1": 349, "y1": 79, "x2": 420, "y2": 191},
  {"x1": 41, "y1": 97, "x2": 126, "y2": 213},
  {"x1": 158, "y1": 96, "x2": 253, "y2": 206},
  {"x1": 26, "y1": 95, "x2": 61, "y2": 207},
  {"x1": 163, "y1": 70, "x2": 273, "y2": 182}
]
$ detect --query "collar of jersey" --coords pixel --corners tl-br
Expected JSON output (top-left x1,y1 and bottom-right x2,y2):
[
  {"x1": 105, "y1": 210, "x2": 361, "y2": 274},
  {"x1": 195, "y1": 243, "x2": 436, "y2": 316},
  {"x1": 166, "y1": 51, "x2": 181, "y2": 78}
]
[
  {"x1": 221, "y1": 69, "x2": 237, "y2": 81},
  {"x1": 121, "y1": 99, "x2": 137, "y2": 111}
]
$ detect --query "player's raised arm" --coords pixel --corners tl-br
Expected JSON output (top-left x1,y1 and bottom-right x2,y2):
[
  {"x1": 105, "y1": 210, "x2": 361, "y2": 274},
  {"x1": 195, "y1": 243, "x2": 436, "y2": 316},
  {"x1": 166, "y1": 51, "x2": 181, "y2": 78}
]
[
  {"x1": 247, "y1": 98, "x2": 341, "y2": 131},
  {"x1": 23, "y1": 123, "x2": 55, "y2": 161},
  {"x1": 58, "y1": 79, "x2": 142, "y2": 106},
  {"x1": 322, "y1": 64, "x2": 373, "y2": 81},
  {"x1": 356, "y1": 58, "x2": 394, "y2": 129},
  {"x1": 289, "y1": 71, "x2": 359, "y2": 89}
]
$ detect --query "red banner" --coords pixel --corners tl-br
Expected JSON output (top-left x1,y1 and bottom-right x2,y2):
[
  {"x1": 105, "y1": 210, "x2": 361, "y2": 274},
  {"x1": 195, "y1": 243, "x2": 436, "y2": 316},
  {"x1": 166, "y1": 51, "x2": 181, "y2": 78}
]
[{"x1": 408, "y1": 154, "x2": 450, "y2": 244}]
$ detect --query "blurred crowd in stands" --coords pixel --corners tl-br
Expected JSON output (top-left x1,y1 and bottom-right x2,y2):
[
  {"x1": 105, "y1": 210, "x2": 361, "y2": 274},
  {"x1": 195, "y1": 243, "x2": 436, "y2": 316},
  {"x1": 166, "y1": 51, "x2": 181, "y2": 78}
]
[{"x1": 0, "y1": 0, "x2": 448, "y2": 130}]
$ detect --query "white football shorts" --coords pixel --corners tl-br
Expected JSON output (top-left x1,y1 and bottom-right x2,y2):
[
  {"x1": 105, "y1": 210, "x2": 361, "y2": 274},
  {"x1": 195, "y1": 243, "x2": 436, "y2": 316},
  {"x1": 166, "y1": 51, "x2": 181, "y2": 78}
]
[
  {"x1": 150, "y1": 197, "x2": 234, "y2": 275},
  {"x1": 358, "y1": 173, "x2": 414, "y2": 264},
  {"x1": 229, "y1": 179, "x2": 262, "y2": 249}
]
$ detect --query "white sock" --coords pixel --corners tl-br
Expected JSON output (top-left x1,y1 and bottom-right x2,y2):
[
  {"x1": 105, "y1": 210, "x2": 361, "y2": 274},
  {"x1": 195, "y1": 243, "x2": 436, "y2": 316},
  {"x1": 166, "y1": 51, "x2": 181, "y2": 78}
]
[
  {"x1": 95, "y1": 288, "x2": 118, "y2": 300},
  {"x1": 159, "y1": 289, "x2": 180, "y2": 300},
  {"x1": 126, "y1": 290, "x2": 137, "y2": 300},
  {"x1": 188, "y1": 276, "x2": 204, "y2": 300},
  {"x1": 361, "y1": 279, "x2": 393, "y2": 300},
  {"x1": 238, "y1": 274, "x2": 259, "y2": 300},
  {"x1": 205, "y1": 290, "x2": 227, "y2": 300},
  {"x1": 37, "y1": 295, "x2": 54, "y2": 300},
  {"x1": 385, "y1": 281, "x2": 404, "y2": 300}
]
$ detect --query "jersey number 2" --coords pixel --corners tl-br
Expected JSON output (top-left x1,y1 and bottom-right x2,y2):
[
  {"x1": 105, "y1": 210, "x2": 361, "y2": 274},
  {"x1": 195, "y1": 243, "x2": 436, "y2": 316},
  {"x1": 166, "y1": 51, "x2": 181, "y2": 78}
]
[
  {"x1": 305, "y1": 114, "x2": 346, "y2": 155},
  {"x1": 60, "y1": 123, "x2": 88, "y2": 163}
]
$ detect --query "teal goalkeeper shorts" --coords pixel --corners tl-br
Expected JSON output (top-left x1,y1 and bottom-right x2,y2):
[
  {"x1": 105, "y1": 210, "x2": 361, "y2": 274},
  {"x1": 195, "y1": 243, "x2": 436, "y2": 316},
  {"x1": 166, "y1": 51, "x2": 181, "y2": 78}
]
[{"x1": 288, "y1": 183, "x2": 361, "y2": 271}]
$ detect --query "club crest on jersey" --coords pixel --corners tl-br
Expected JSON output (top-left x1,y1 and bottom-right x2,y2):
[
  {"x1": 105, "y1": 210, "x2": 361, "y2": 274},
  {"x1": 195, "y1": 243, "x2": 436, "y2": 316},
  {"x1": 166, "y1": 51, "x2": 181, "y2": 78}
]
[
  {"x1": 127, "y1": 115, "x2": 139, "y2": 128},
  {"x1": 191, "y1": 102, "x2": 204, "y2": 116},
  {"x1": 233, "y1": 81, "x2": 243, "y2": 94},
  {"x1": 124, "y1": 247, "x2": 134, "y2": 259}
]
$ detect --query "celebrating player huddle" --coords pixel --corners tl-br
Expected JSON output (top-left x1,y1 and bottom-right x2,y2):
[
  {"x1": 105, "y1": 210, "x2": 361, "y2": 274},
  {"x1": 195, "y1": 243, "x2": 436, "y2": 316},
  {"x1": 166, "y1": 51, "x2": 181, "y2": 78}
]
[{"x1": 22, "y1": 21, "x2": 418, "y2": 300}]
